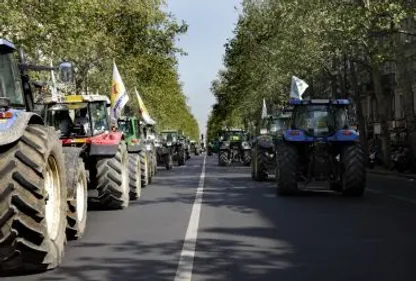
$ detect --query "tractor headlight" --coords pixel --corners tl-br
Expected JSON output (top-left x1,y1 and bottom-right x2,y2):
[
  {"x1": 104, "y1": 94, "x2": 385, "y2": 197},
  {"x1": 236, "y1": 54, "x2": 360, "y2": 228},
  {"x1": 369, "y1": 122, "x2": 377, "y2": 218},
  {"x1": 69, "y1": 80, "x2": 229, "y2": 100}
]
[
  {"x1": 166, "y1": 141, "x2": 172, "y2": 146},
  {"x1": 242, "y1": 141, "x2": 251, "y2": 149}
]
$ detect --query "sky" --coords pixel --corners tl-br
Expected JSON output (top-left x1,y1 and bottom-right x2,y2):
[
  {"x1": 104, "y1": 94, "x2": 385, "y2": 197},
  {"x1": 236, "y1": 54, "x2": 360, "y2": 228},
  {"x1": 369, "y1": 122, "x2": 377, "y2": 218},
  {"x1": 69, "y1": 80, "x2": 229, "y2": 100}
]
[{"x1": 166, "y1": 0, "x2": 241, "y2": 136}]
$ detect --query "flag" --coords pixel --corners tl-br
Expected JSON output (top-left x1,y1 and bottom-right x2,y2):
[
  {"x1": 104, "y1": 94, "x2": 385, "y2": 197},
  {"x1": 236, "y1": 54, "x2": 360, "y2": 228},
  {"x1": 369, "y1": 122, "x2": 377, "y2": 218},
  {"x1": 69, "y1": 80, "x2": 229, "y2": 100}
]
[
  {"x1": 290, "y1": 76, "x2": 309, "y2": 100},
  {"x1": 111, "y1": 61, "x2": 129, "y2": 121},
  {"x1": 135, "y1": 88, "x2": 156, "y2": 125},
  {"x1": 261, "y1": 98, "x2": 268, "y2": 119}
]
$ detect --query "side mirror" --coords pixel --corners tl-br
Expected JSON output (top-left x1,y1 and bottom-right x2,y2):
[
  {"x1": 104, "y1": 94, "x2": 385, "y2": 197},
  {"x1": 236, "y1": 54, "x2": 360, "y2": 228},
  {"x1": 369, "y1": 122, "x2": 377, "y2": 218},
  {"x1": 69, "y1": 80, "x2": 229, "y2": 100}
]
[{"x1": 59, "y1": 62, "x2": 73, "y2": 83}]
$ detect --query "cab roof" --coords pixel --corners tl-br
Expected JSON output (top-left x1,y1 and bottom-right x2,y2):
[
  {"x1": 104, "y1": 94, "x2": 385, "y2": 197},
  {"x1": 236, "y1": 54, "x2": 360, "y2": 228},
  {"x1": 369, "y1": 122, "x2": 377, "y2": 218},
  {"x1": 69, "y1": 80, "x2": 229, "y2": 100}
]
[
  {"x1": 288, "y1": 98, "x2": 350, "y2": 105},
  {"x1": 0, "y1": 39, "x2": 16, "y2": 54},
  {"x1": 43, "y1": 94, "x2": 110, "y2": 105}
]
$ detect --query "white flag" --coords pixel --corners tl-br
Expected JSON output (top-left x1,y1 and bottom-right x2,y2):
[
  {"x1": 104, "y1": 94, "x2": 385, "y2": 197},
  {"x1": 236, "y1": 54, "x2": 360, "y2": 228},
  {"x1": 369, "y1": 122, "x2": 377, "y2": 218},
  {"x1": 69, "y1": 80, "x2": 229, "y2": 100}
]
[
  {"x1": 135, "y1": 88, "x2": 156, "y2": 125},
  {"x1": 111, "y1": 61, "x2": 129, "y2": 121},
  {"x1": 261, "y1": 98, "x2": 268, "y2": 119},
  {"x1": 290, "y1": 76, "x2": 309, "y2": 100}
]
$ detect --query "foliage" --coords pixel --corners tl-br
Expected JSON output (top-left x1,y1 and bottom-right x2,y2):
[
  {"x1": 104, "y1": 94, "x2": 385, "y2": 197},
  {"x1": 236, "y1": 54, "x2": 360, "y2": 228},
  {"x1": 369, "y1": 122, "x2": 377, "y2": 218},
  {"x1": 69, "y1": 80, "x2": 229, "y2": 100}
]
[{"x1": 0, "y1": 0, "x2": 199, "y2": 139}]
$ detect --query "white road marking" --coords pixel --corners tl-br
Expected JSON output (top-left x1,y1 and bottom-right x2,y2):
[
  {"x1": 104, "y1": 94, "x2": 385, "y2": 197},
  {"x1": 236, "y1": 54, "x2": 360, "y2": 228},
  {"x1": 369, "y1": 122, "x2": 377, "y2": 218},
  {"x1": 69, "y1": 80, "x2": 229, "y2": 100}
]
[{"x1": 174, "y1": 156, "x2": 206, "y2": 281}]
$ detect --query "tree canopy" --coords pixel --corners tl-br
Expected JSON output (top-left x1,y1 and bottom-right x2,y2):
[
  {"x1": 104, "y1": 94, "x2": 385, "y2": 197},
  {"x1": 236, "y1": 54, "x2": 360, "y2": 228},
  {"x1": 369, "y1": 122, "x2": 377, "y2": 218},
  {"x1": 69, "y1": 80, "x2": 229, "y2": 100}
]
[
  {"x1": 0, "y1": 0, "x2": 199, "y2": 139},
  {"x1": 208, "y1": 0, "x2": 416, "y2": 164}
]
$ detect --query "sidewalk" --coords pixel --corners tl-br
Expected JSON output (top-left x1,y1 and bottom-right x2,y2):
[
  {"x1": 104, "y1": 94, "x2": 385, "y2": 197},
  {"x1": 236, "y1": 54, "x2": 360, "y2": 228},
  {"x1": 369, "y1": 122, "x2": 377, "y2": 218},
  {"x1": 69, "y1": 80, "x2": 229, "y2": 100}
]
[{"x1": 367, "y1": 166, "x2": 416, "y2": 180}]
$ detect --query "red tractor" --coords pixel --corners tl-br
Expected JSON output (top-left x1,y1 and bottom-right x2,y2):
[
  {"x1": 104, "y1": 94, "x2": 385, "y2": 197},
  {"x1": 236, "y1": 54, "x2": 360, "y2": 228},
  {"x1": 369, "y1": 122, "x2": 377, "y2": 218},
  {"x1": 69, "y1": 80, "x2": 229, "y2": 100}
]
[{"x1": 39, "y1": 94, "x2": 133, "y2": 211}]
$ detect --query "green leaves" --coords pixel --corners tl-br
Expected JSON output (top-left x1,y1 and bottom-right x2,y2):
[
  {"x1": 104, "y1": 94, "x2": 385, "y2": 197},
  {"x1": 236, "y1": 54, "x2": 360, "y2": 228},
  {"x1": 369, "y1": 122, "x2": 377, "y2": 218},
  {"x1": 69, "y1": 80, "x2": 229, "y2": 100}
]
[{"x1": 0, "y1": 0, "x2": 199, "y2": 139}]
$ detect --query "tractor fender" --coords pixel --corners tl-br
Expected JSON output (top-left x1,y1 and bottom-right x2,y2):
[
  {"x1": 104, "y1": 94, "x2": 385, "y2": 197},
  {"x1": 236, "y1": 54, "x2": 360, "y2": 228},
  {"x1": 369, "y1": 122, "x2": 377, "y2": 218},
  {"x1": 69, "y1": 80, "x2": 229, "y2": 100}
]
[
  {"x1": 0, "y1": 110, "x2": 44, "y2": 146},
  {"x1": 89, "y1": 131, "x2": 123, "y2": 157}
]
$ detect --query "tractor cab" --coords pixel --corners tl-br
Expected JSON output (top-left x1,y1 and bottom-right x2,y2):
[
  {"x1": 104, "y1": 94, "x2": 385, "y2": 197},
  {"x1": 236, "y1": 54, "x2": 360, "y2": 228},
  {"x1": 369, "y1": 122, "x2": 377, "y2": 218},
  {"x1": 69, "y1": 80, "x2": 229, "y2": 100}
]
[
  {"x1": 42, "y1": 95, "x2": 111, "y2": 143},
  {"x1": 284, "y1": 98, "x2": 358, "y2": 142},
  {"x1": 0, "y1": 39, "x2": 25, "y2": 109}
]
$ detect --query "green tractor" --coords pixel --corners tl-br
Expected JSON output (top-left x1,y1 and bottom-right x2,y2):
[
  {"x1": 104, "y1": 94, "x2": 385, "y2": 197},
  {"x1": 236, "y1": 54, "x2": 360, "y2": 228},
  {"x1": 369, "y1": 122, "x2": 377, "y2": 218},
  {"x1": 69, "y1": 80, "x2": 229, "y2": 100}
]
[
  {"x1": 159, "y1": 130, "x2": 187, "y2": 166},
  {"x1": 117, "y1": 116, "x2": 152, "y2": 191},
  {"x1": 218, "y1": 129, "x2": 252, "y2": 166},
  {"x1": 251, "y1": 109, "x2": 293, "y2": 181}
]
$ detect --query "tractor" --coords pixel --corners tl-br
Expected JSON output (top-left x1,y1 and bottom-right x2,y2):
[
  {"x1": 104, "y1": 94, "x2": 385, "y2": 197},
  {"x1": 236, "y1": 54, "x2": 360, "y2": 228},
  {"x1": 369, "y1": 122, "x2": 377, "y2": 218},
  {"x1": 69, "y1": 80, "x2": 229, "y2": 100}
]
[
  {"x1": 190, "y1": 140, "x2": 201, "y2": 156},
  {"x1": 251, "y1": 109, "x2": 292, "y2": 181},
  {"x1": 276, "y1": 98, "x2": 366, "y2": 196},
  {"x1": 117, "y1": 115, "x2": 152, "y2": 197},
  {"x1": 218, "y1": 129, "x2": 251, "y2": 166},
  {"x1": 0, "y1": 39, "x2": 79, "y2": 272},
  {"x1": 159, "y1": 130, "x2": 187, "y2": 166},
  {"x1": 155, "y1": 134, "x2": 174, "y2": 170},
  {"x1": 142, "y1": 123, "x2": 158, "y2": 178},
  {"x1": 39, "y1": 94, "x2": 132, "y2": 210}
]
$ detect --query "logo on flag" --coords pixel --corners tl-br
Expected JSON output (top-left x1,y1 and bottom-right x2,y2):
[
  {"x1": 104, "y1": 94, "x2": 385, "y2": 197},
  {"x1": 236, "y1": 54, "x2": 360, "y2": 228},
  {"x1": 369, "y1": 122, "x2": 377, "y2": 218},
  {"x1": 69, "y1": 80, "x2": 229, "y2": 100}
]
[
  {"x1": 290, "y1": 76, "x2": 309, "y2": 100},
  {"x1": 135, "y1": 88, "x2": 156, "y2": 125},
  {"x1": 111, "y1": 62, "x2": 129, "y2": 121}
]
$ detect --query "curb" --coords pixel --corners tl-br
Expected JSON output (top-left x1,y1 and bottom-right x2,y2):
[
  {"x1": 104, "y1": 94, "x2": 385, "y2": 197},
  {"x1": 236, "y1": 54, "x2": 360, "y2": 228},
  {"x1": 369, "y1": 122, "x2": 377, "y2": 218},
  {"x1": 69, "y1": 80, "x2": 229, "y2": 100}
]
[{"x1": 367, "y1": 169, "x2": 416, "y2": 180}]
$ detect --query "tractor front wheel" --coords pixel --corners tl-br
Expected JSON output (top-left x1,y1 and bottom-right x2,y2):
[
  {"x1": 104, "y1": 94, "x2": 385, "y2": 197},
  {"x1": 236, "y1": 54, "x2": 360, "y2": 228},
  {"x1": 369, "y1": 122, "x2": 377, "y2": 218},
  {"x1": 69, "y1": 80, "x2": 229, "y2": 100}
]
[
  {"x1": 276, "y1": 144, "x2": 298, "y2": 196},
  {"x1": 63, "y1": 148, "x2": 88, "y2": 241},
  {"x1": 253, "y1": 148, "x2": 268, "y2": 181},
  {"x1": 341, "y1": 144, "x2": 366, "y2": 197},
  {"x1": 96, "y1": 142, "x2": 130, "y2": 209},
  {"x1": 128, "y1": 154, "x2": 141, "y2": 200},
  {"x1": 219, "y1": 150, "x2": 228, "y2": 166},
  {"x1": 139, "y1": 150, "x2": 150, "y2": 187}
]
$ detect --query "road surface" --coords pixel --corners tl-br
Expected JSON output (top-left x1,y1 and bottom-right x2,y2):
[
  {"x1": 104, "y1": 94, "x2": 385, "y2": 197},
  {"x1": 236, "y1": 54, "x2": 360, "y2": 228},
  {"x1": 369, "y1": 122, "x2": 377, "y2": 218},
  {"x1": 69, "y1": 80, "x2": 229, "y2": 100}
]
[{"x1": 3, "y1": 155, "x2": 416, "y2": 281}]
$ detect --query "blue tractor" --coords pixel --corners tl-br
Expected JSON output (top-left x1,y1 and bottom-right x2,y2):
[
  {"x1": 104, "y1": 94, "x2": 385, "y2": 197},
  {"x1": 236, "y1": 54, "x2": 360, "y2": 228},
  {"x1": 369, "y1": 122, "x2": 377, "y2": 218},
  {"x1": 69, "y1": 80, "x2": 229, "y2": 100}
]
[
  {"x1": 0, "y1": 39, "x2": 73, "y2": 272},
  {"x1": 276, "y1": 98, "x2": 366, "y2": 196}
]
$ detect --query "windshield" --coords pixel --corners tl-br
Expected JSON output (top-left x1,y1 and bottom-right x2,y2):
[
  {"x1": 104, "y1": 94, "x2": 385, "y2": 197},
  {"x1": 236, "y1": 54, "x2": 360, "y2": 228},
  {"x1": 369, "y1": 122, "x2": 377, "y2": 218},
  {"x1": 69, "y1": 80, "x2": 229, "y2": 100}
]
[
  {"x1": 160, "y1": 131, "x2": 178, "y2": 142},
  {"x1": 293, "y1": 105, "x2": 349, "y2": 136},
  {"x1": 118, "y1": 120, "x2": 132, "y2": 135},
  {"x1": 47, "y1": 101, "x2": 109, "y2": 137},
  {"x1": 0, "y1": 53, "x2": 25, "y2": 106},
  {"x1": 222, "y1": 131, "x2": 246, "y2": 141}
]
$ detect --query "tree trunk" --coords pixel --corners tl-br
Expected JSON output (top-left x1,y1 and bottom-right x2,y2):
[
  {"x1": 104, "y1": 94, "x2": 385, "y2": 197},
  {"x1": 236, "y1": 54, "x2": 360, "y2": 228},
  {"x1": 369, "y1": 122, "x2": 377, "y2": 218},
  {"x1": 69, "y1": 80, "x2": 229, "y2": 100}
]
[
  {"x1": 396, "y1": 35, "x2": 416, "y2": 168},
  {"x1": 350, "y1": 61, "x2": 368, "y2": 154},
  {"x1": 371, "y1": 62, "x2": 391, "y2": 167}
]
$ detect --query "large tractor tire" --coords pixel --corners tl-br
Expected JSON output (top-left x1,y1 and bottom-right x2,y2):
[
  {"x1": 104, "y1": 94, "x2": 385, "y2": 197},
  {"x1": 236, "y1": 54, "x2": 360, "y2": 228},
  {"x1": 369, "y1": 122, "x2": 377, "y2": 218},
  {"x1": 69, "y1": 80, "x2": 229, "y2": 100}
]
[
  {"x1": 151, "y1": 149, "x2": 157, "y2": 177},
  {"x1": 0, "y1": 125, "x2": 67, "y2": 272},
  {"x1": 139, "y1": 150, "x2": 149, "y2": 187},
  {"x1": 253, "y1": 148, "x2": 268, "y2": 181},
  {"x1": 276, "y1": 144, "x2": 298, "y2": 196},
  {"x1": 341, "y1": 143, "x2": 366, "y2": 197},
  {"x1": 219, "y1": 150, "x2": 229, "y2": 166},
  {"x1": 63, "y1": 148, "x2": 88, "y2": 241},
  {"x1": 96, "y1": 142, "x2": 130, "y2": 209},
  {"x1": 242, "y1": 150, "x2": 251, "y2": 166},
  {"x1": 178, "y1": 149, "x2": 185, "y2": 166},
  {"x1": 128, "y1": 154, "x2": 141, "y2": 200}
]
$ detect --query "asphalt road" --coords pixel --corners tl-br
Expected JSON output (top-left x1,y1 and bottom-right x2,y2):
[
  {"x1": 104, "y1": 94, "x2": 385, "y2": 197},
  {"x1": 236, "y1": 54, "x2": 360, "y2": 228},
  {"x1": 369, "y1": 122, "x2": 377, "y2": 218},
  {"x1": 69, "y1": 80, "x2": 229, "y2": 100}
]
[{"x1": 3, "y1": 155, "x2": 416, "y2": 281}]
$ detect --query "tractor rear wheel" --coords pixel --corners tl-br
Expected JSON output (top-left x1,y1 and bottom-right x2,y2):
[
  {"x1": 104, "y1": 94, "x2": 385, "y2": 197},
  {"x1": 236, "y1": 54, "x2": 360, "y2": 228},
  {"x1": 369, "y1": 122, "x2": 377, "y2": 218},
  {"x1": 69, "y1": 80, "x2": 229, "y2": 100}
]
[
  {"x1": 0, "y1": 125, "x2": 67, "y2": 272},
  {"x1": 96, "y1": 142, "x2": 130, "y2": 209},
  {"x1": 253, "y1": 148, "x2": 268, "y2": 181},
  {"x1": 178, "y1": 149, "x2": 185, "y2": 166},
  {"x1": 341, "y1": 143, "x2": 366, "y2": 197},
  {"x1": 128, "y1": 154, "x2": 141, "y2": 200},
  {"x1": 139, "y1": 150, "x2": 149, "y2": 187},
  {"x1": 219, "y1": 150, "x2": 228, "y2": 166},
  {"x1": 63, "y1": 148, "x2": 88, "y2": 241},
  {"x1": 276, "y1": 144, "x2": 298, "y2": 196}
]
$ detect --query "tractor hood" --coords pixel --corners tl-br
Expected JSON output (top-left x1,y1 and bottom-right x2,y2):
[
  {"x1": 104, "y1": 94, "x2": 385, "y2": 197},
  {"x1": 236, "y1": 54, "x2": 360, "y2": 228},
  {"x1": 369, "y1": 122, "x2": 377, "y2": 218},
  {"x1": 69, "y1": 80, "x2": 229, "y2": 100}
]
[{"x1": 135, "y1": 88, "x2": 156, "y2": 125}]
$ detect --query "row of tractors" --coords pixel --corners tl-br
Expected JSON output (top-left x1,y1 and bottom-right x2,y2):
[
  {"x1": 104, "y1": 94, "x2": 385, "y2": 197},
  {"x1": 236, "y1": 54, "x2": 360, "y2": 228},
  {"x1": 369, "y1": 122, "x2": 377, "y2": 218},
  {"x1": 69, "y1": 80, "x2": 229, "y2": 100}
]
[
  {"x1": 208, "y1": 98, "x2": 366, "y2": 197},
  {"x1": 0, "y1": 39, "x2": 198, "y2": 273}
]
